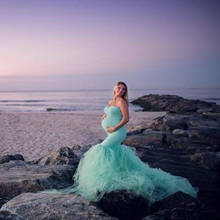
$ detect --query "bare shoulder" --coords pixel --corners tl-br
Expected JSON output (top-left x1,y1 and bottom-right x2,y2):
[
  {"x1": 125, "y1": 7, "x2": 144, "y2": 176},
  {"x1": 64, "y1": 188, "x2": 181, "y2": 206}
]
[
  {"x1": 108, "y1": 99, "x2": 114, "y2": 105},
  {"x1": 116, "y1": 98, "x2": 128, "y2": 108}
]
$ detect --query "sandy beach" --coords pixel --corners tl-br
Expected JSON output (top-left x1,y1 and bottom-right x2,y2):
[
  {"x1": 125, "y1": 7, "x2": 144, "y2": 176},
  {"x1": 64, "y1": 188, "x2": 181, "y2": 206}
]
[{"x1": 0, "y1": 111, "x2": 166, "y2": 161}]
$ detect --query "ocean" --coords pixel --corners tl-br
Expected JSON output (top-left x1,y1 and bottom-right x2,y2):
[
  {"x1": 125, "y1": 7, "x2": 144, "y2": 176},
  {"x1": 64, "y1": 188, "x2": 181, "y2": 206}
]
[{"x1": 0, "y1": 88, "x2": 219, "y2": 112}]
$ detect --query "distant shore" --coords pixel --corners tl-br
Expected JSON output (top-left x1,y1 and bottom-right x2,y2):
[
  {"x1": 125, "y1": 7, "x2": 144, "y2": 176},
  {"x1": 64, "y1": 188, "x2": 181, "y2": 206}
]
[{"x1": 0, "y1": 111, "x2": 166, "y2": 161}]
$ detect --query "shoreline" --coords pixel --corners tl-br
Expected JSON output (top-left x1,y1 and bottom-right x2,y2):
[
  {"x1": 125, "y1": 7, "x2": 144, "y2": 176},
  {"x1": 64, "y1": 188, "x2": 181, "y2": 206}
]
[{"x1": 0, "y1": 111, "x2": 166, "y2": 161}]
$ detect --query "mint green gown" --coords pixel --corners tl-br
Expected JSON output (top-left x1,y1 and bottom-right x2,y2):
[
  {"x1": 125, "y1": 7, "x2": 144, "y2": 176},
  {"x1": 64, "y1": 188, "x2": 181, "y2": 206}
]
[{"x1": 40, "y1": 105, "x2": 198, "y2": 204}]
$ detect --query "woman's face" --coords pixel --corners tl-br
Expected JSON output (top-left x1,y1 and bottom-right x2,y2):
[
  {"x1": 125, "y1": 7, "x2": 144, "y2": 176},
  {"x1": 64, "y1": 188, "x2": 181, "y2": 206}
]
[{"x1": 114, "y1": 84, "x2": 126, "y2": 97}]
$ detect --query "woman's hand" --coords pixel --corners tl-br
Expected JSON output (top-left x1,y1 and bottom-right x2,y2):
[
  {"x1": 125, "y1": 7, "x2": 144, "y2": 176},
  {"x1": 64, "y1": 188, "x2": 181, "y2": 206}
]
[
  {"x1": 107, "y1": 126, "x2": 116, "y2": 133},
  {"x1": 101, "y1": 113, "x2": 107, "y2": 120}
]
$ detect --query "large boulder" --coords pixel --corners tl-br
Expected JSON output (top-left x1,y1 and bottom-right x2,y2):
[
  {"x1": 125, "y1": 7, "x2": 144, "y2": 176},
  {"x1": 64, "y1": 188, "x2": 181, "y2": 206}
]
[
  {"x1": 202, "y1": 112, "x2": 220, "y2": 121},
  {"x1": 149, "y1": 113, "x2": 220, "y2": 151},
  {"x1": 35, "y1": 146, "x2": 79, "y2": 166},
  {"x1": 163, "y1": 115, "x2": 188, "y2": 131},
  {"x1": 0, "y1": 160, "x2": 75, "y2": 208},
  {"x1": 189, "y1": 151, "x2": 220, "y2": 173},
  {"x1": 123, "y1": 131, "x2": 166, "y2": 147},
  {"x1": 0, "y1": 192, "x2": 116, "y2": 220},
  {"x1": 148, "y1": 191, "x2": 206, "y2": 220},
  {"x1": 71, "y1": 144, "x2": 92, "y2": 159},
  {"x1": 0, "y1": 154, "x2": 24, "y2": 164},
  {"x1": 0, "y1": 210, "x2": 24, "y2": 220},
  {"x1": 142, "y1": 215, "x2": 165, "y2": 220},
  {"x1": 96, "y1": 190, "x2": 149, "y2": 220},
  {"x1": 214, "y1": 152, "x2": 220, "y2": 176},
  {"x1": 172, "y1": 129, "x2": 188, "y2": 137}
]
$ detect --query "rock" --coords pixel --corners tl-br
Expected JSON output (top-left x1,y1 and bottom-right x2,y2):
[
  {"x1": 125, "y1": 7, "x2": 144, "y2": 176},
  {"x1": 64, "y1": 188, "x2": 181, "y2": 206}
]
[
  {"x1": 148, "y1": 191, "x2": 220, "y2": 220},
  {"x1": 127, "y1": 129, "x2": 144, "y2": 136},
  {"x1": 71, "y1": 144, "x2": 82, "y2": 151},
  {"x1": 202, "y1": 112, "x2": 220, "y2": 120},
  {"x1": 127, "y1": 127, "x2": 146, "y2": 136},
  {"x1": 170, "y1": 207, "x2": 190, "y2": 220},
  {"x1": 172, "y1": 129, "x2": 188, "y2": 137},
  {"x1": 37, "y1": 146, "x2": 79, "y2": 166},
  {"x1": 0, "y1": 160, "x2": 75, "y2": 208},
  {"x1": 127, "y1": 122, "x2": 154, "y2": 136},
  {"x1": 0, "y1": 210, "x2": 24, "y2": 220},
  {"x1": 166, "y1": 134, "x2": 189, "y2": 149},
  {"x1": 188, "y1": 126, "x2": 220, "y2": 148},
  {"x1": 187, "y1": 117, "x2": 219, "y2": 127},
  {"x1": 131, "y1": 94, "x2": 220, "y2": 113},
  {"x1": 149, "y1": 113, "x2": 220, "y2": 151},
  {"x1": 0, "y1": 198, "x2": 9, "y2": 211},
  {"x1": 123, "y1": 131, "x2": 166, "y2": 147},
  {"x1": 142, "y1": 215, "x2": 165, "y2": 220},
  {"x1": 72, "y1": 144, "x2": 92, "y2": 159},
  {"x1": 0, "y1": 154, "x2": 24, "y2": 164},
  {"x1": 123, "y1": 135, "x2": 154, "y2": 148},
  {"x1": 151, "y1": 191, "x2": 200, "y2": 210},
  {"x1": 149, "y1": 116, "x2": 165, "y2": 131},
  {"x1": 197, "y1": 108, "x2": 213, "y2": 113},
  {"x1": 0, "y1": 192, "x2": 116, "y2": 220},
  {"x1": 150, "y1": 114, "x2": 190, "y2": 131},
  {"x1": 162, "y1": 114, "x2": 188, "y2": 131},
  {"x1": 188, "y1": 151, "x2": 220, "y2": 171},
  {"x1": 96, "y1": 190, "x2": 149, "y2": 220},
  {"x1": 142, "y1": 129, "x2": 167, "y2": 136},
  {"x1": 212, "y1": 152, "x2": 220, "y2": 176},
  {"x1": 190, "y1": 152, "x2": 208, "y2": 167},
  {"x1": 149, "y1": 192, "x2": 204, "y2": 220}
]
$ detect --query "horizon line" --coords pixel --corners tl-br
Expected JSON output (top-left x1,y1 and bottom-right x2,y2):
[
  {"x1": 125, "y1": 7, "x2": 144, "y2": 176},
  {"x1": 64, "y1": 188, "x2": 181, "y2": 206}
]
[{"x1": 0, "y1": 87, "x2": 220, "y2": 93}]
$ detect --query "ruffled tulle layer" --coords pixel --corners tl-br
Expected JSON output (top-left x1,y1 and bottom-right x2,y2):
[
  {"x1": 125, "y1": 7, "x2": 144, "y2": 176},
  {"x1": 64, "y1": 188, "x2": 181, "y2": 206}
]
[{"x1": 50, "y1": 143, "x2": 198, "y2": 204}]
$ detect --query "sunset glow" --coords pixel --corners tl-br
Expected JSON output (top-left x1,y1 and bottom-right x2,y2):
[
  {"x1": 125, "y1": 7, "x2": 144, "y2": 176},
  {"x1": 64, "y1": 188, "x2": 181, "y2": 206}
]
[{"x1": 0, "y1": 0, "x2": 219, "y2": 90}]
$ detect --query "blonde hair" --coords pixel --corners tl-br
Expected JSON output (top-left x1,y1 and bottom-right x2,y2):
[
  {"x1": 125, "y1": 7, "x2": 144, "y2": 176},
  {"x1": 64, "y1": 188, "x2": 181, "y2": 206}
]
[{"x1": 113, "y1": 81, "x2": 129, "y2": 105}]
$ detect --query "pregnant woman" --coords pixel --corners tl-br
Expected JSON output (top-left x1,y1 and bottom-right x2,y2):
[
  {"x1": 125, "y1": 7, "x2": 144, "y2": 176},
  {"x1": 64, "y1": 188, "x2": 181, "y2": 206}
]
[{"x1": 40, "y1": 81, "x2": 198, "y2": 204}]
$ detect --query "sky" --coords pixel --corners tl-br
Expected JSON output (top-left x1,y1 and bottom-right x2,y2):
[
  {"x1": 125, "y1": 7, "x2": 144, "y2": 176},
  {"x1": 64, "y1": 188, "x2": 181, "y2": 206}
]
[{"x1": 0, "y1": 0, "x2": 219, "y2": 90}]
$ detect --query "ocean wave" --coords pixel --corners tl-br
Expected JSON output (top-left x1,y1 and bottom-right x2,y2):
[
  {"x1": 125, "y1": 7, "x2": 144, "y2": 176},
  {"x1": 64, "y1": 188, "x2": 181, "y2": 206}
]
[{"x1": 46, "y1": 107, "x2": 77, "y2": 112}]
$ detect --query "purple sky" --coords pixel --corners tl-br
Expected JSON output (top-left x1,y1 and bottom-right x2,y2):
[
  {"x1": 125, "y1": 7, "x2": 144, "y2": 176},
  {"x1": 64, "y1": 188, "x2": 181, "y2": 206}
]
[{"x1": 0, "y1": 0, "x2": 219, "y2": 90}]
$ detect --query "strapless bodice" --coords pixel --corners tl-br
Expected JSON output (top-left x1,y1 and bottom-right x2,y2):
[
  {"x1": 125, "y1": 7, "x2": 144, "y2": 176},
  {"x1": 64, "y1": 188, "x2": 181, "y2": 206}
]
[{"x1": 101, "y1": 105, "x2": 123, "y2": 131}]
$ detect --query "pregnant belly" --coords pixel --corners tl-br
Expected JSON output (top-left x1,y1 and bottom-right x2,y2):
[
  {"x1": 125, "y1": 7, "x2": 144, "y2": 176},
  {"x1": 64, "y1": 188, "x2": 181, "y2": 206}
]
[
  {"x1": 101, "y1": 125, "x2": 126, "y2": 147},
  {"x1": 101, "y1": 118, "x2": 126, "y2": 146},
  {"x1": 101, "y1": 117, "x2": 118, "y2": 131}
]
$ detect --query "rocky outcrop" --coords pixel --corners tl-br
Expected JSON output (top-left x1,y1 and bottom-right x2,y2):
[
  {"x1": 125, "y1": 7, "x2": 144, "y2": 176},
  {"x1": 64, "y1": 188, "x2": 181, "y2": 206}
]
[
  {"x1": 71, "y1": 144, "x2": 92, "y2": 159},
  {"x1": 149, "y1": 113, "x2": 220, "y2": 152},
  {"x1": 131, "y1": 94, "x2": 220, "y2": 113},
  {"x1": 0, "y1": 210, "x2": 24, "y2": 220},
  {"x1": 96, "y1": 190, "x2": 149, "y2": 220},
  {"x1": 0, "y1": 160, "x2": 76, "y2": 208},
  {"x1": 1, "y1": 192, "x2": 116, "y2": 220},
  {"x1": 0, "y1": 154, "x2": 24, "y2": 164},
  {"x1": 33, "y1": 146, "x2": 80, "y2": 166},
  {"x1": 126, "y1": 94, "x2": 220, "y2": 219},
  {"x1": 145, "y1": 192, "x2": 205, "y2": 220},
  {"x1": 125, "y1": 130, "x2": 167, "y2": 147}
]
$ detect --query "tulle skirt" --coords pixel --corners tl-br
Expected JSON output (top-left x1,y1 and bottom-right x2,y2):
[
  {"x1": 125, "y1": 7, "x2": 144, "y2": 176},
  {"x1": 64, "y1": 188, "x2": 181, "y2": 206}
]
[{"x1": 55, "y1": 143, "x2": 198, "y2": 204}]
